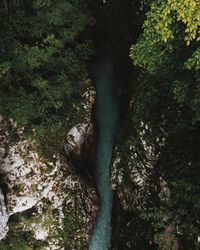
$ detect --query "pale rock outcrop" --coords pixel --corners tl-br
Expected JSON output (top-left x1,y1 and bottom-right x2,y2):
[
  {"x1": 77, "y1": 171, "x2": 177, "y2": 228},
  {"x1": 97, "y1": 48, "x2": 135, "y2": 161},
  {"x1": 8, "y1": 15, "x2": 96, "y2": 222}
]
[
  {"x1": 65, "y1": 81, "x2": 95, "y2": 155},
  {"x1": 111, "y1": 121, "x2": 168, "y2": 211},
  {"x1": 0, "y1": 80, "x2": 97, "y2": 248},
  {"x1": 0, "y1": 117, "x2": 97, "y2": 249},
  {"x1": 65, "y1": 122, "x2": 93, "y2": 155},
  {"x1": 0, "y1": 135, "x2": 62, "y2": 216},
  {"x1": 0, "y1": 188, "x2": 9, "y2": 240}
]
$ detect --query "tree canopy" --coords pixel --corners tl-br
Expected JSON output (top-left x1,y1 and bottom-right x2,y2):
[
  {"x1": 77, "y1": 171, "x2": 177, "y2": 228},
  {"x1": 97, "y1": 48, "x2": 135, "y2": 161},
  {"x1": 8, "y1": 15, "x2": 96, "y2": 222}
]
[
  {"x1": 122, "y1": 0, "x2": 200, "y2": 247},
  {"x1": 0, "y1": 0, "x2": 93, "y2": 155}
]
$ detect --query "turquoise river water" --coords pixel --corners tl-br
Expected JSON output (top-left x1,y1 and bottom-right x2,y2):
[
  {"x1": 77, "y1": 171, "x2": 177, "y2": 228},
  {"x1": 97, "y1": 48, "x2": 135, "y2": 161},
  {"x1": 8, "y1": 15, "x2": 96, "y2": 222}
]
[{"x1": 89, "y1": 60, "x2": 119, "y2": 250}]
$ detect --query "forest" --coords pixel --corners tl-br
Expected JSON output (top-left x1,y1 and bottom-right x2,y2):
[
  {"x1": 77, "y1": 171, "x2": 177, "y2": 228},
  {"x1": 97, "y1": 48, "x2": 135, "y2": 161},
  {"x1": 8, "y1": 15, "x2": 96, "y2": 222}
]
[{"x1": 0, "y1": 0, "x2": 200, "y2": 249}]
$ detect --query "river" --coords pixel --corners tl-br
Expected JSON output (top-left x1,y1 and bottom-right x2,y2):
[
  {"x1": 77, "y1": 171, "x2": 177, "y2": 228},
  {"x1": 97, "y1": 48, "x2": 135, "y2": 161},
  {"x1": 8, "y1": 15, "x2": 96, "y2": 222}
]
[{"x1": 89, "y1": 59, "x2": 119, "y2": 250}]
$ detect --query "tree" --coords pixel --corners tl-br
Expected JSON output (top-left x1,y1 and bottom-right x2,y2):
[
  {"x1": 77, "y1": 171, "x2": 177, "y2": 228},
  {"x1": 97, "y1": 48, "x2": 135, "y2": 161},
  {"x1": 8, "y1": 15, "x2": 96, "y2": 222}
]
[
  {"x1": 0, "y1": 0, "x2": 93, "y2": 156},
  {"x1": 125, "y1": 0, "x2": 200, "y2": 247}
]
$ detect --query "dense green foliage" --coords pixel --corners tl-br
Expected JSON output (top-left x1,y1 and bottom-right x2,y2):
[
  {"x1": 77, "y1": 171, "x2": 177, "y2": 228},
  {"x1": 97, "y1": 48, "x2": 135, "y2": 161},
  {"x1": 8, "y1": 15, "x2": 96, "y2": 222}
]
[
  {"x1": 0, "y1": 0, "x2": 93, "y2": 155},
  {"x1": 123, "y1": 0, "x2": 200, "y2": 247}
]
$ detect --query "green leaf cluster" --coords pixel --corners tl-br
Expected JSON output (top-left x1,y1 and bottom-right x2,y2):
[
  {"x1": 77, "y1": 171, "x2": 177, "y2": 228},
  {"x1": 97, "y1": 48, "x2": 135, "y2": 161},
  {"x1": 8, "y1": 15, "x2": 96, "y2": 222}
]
[
  {"x1": 123, "y1": 0, "x2": 200, "y2": 246},
  {"x1": 0, "y1": 0, "x2": 93, "y2": 156}
]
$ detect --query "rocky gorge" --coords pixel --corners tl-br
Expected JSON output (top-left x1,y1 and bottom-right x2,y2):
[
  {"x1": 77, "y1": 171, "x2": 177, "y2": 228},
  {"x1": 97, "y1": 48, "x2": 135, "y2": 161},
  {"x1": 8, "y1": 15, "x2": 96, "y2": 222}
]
[{"x1": 0, "y1": 0, "x2": 199, "y2": 249}]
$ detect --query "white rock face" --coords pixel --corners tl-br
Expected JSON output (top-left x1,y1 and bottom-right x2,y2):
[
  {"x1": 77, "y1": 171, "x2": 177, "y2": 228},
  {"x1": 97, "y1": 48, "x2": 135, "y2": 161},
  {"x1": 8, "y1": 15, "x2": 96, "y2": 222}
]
[
  {"x1": 111, "y1": 121, "x2": 169, "y2": 212},
  {"x1": 0, "y1": 117, "x2": 65, "y2": 246},
  {"x1": 65, "y1": 122, "x2": 93, "y2": 154},
  {"x1": 0, "y1": 80, "x2": 97, "y2": 247},
  {"x1": 0, "y1": 188, "x2": 9, "y2": 240},
  {"x1": 0, "y1": 117, "x2": 98, "y2": 248},
  {"x1": 35, "y1": 229, "x2": 48, "y2": 241},
  {"x1": 68, "y1": 123, "x2": 89, "y2": 145},
  {"x1": 0, "y1": 138, "x2": 59, "y2": 216}
]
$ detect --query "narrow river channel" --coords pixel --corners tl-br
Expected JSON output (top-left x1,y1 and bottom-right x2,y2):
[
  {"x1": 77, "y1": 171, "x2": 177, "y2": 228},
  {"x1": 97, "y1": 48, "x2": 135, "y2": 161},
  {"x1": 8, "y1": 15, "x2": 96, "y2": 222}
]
[{"x1": 89, "y1": 59, "x2": 119, "y2": 250}]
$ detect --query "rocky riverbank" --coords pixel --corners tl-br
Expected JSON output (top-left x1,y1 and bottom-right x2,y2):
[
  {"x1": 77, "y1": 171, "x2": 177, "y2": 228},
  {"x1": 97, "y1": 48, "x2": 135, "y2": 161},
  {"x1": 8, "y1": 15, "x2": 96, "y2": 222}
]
[{"x1": 0, "y1": 80, "x2": 99, "y2": 249}]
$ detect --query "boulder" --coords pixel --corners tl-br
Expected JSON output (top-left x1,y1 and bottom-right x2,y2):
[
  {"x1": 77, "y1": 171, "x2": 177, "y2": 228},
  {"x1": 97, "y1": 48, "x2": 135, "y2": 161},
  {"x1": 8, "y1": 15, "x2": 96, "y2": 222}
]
[{"x1": 64, "y1": 122, "x2": 93, "y2": 155}]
